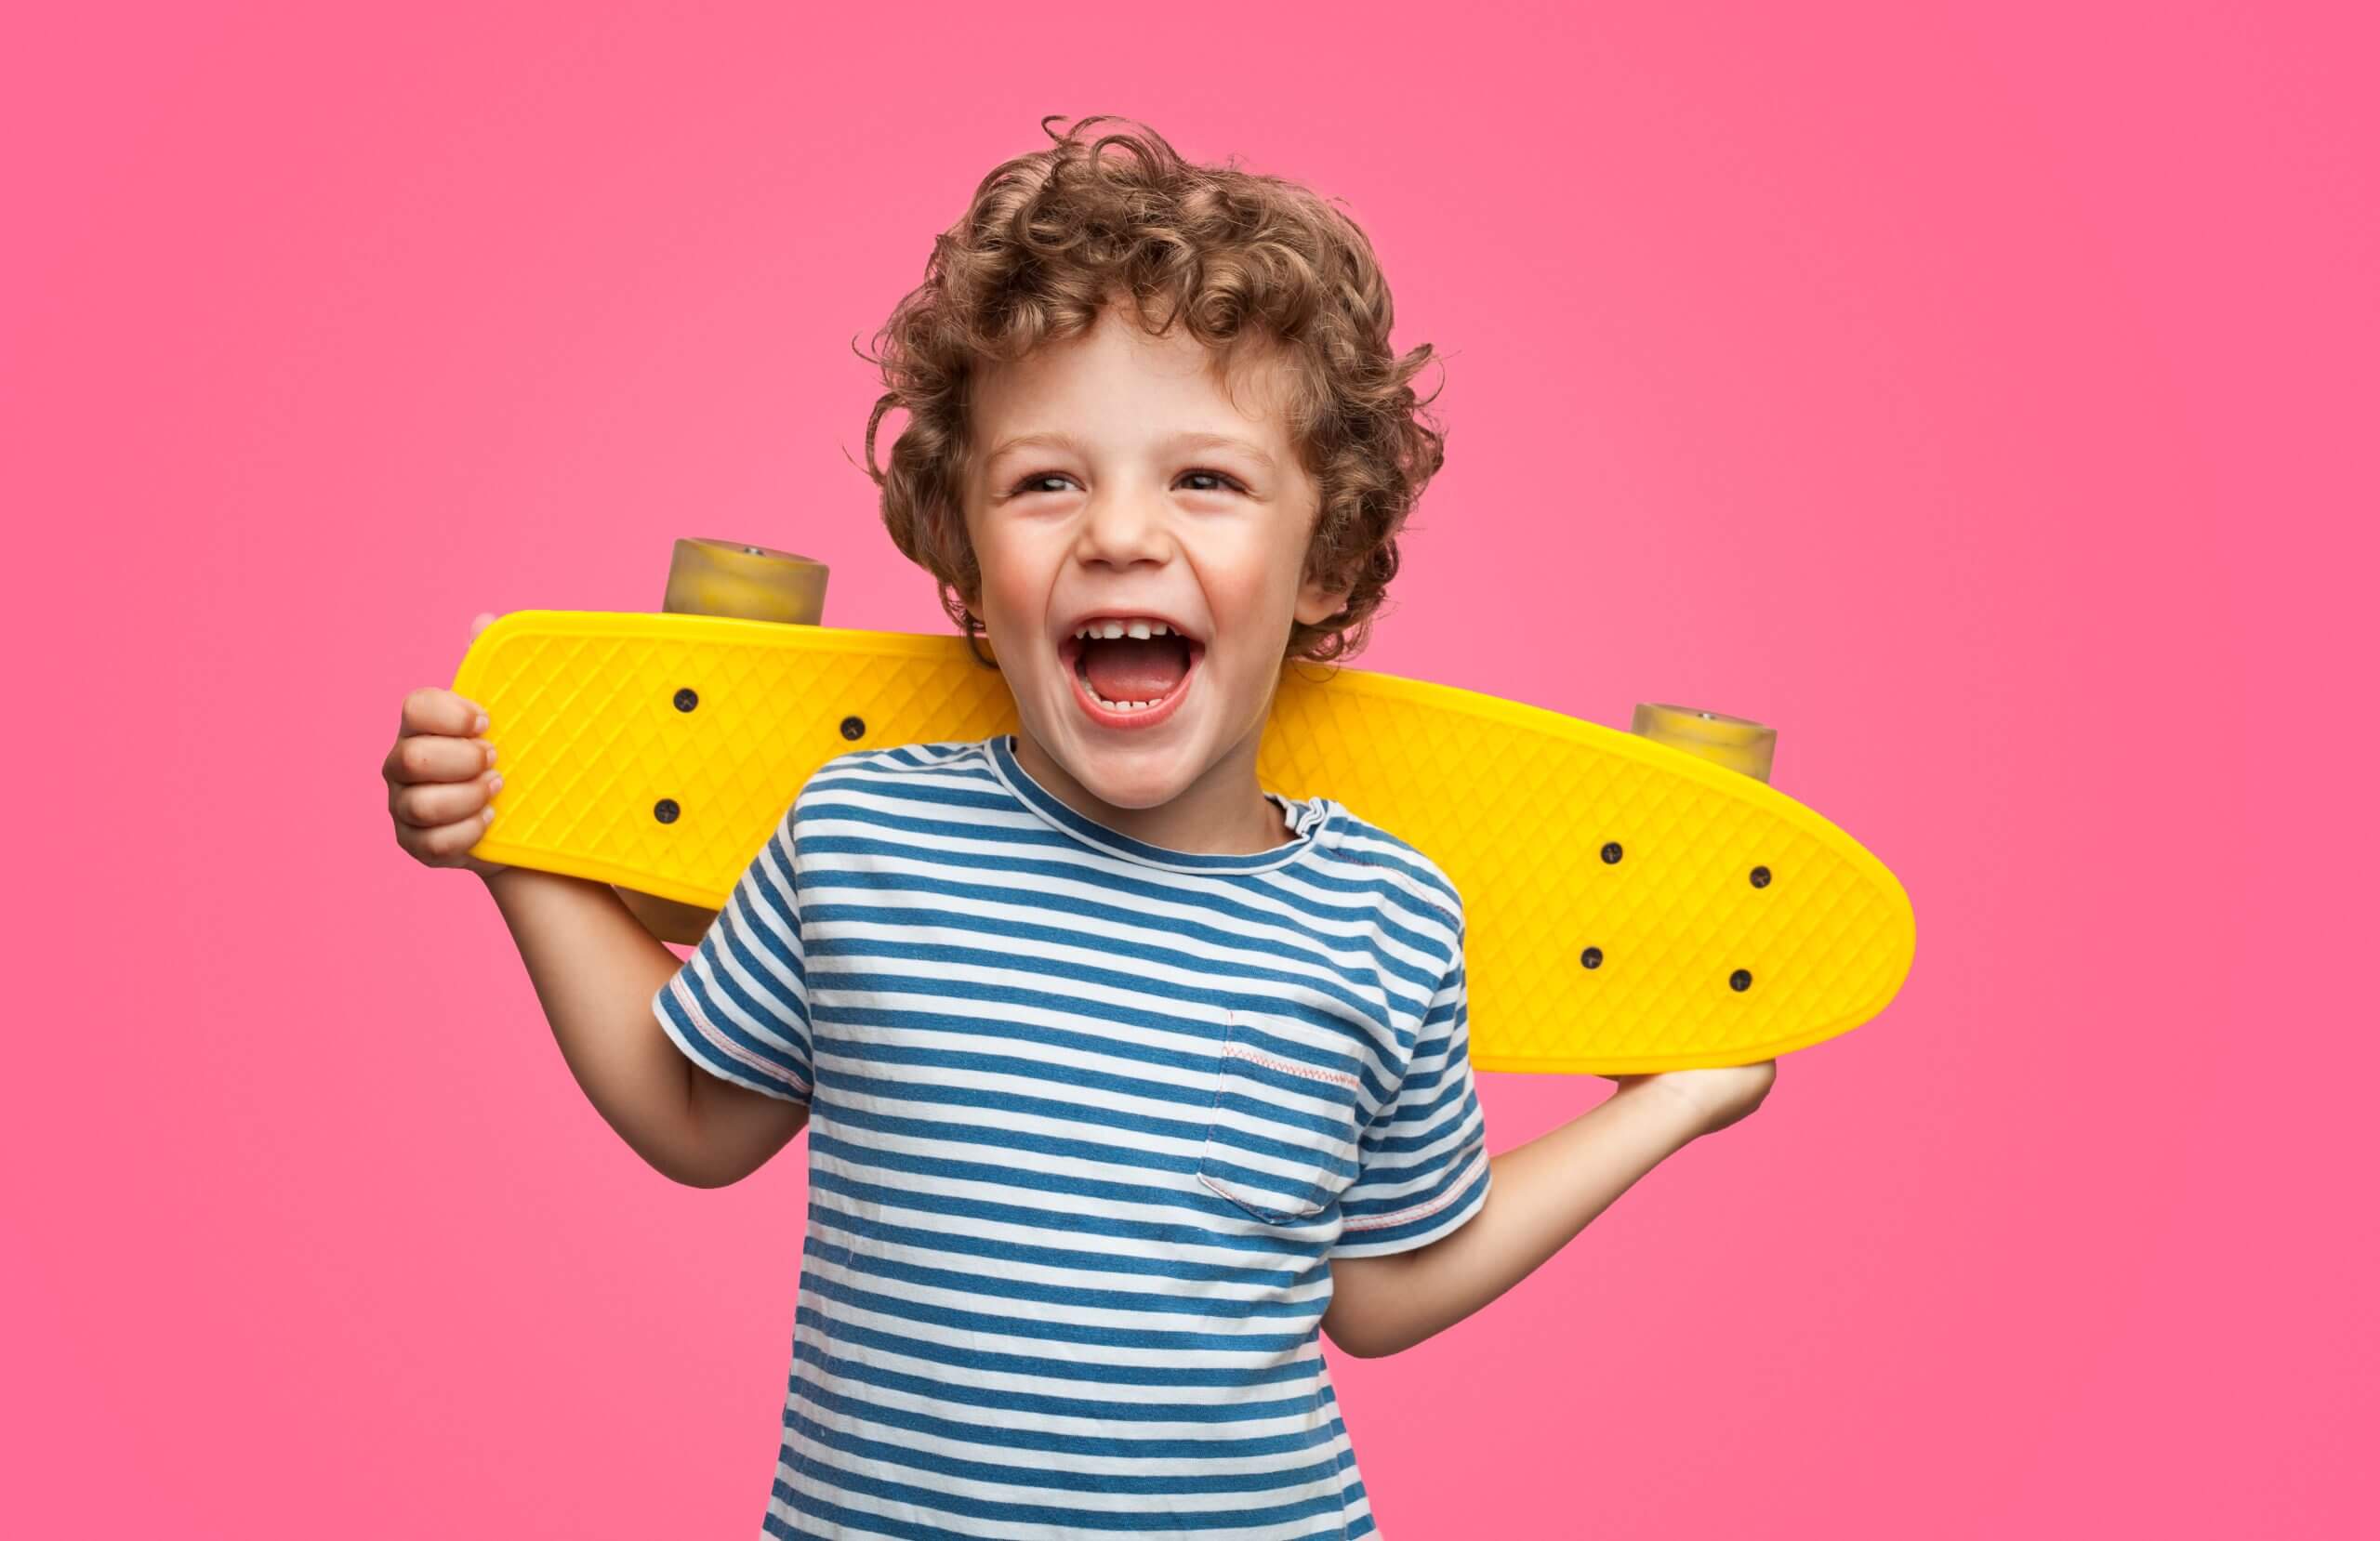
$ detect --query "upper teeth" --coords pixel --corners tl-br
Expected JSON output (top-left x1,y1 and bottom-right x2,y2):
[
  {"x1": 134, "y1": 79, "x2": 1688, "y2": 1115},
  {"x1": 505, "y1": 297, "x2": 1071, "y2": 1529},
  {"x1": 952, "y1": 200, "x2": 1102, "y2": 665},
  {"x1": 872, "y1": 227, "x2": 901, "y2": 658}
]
[{"x1": 1073, "y1": 618, "x2": 1177, "y2": 639}]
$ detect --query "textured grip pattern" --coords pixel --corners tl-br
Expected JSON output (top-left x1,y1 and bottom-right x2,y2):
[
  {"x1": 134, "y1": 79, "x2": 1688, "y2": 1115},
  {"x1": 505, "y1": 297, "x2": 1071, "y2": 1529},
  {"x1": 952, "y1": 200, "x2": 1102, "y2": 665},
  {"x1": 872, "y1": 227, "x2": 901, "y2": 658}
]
[{"x1": 453, "y1": 612, "x2": 1914, "y2": 1073}]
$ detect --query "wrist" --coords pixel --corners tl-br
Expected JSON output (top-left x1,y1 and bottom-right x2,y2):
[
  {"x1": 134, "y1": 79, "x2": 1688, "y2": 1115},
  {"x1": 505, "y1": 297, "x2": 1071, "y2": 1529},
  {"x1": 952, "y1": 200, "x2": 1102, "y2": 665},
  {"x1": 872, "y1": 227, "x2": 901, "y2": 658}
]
[{"x1": 1609, "y1": 1078, "x2": 1713, "y2": 1144}]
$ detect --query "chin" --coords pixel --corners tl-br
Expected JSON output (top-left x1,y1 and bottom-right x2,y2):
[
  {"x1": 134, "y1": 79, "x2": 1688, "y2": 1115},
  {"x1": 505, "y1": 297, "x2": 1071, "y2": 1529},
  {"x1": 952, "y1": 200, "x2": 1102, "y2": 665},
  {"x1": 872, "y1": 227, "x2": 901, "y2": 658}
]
[
  {"x1": 1092, "y1": 769, "x2": 1196, "y2": 811},
  {"x1": 1048, "y1": 731, "x2": 1199, "y2": 810}
]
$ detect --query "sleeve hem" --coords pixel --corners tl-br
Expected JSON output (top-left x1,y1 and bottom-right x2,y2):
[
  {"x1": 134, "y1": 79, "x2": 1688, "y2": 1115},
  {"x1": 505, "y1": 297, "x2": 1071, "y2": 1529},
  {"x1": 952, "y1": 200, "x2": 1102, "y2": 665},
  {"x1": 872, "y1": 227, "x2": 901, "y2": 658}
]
[
  {"x1": 653, "y1": 981, "x2": 813, "y2": 1105},
  {"x1": 1329, "y1": 1151, "x2": 1489, "y2": 1259}
]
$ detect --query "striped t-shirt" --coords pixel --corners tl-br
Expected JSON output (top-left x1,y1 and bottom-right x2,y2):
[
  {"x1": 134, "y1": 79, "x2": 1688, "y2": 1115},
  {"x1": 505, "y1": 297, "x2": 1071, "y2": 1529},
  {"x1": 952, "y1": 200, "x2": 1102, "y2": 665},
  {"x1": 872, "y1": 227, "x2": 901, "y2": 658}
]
[{"x1": 653, "y1": 733, "x2": 1492, "y2": 1540}]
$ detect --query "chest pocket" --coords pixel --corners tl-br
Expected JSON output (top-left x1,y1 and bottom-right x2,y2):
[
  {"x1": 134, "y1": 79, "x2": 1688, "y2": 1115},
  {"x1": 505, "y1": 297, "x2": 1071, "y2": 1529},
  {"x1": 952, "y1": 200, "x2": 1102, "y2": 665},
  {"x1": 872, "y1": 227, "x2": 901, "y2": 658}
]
[{"x1": 1197, "y1": 1012, "x2": 1368, "y2": 1225}]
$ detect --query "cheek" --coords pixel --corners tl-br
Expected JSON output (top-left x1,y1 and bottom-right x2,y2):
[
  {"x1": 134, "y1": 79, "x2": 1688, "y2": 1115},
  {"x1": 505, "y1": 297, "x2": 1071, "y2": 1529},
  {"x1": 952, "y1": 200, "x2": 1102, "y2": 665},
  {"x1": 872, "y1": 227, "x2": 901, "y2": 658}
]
[
  {"x1": 968, "y1": 532, "x2": 1044, "y2": 636},
  {"x1": 1212, "y1": 584, "x2": 1298, "y2": 660}
]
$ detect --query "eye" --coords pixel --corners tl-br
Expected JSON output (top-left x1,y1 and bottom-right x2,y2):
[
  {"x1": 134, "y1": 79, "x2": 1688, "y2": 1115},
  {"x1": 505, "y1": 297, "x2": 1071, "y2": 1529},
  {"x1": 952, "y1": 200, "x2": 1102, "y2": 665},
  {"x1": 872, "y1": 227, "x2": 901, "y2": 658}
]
[
  {"x1": 1179, "y1": 468, "x2": 1247, "y2": 494},
  {"x1": 1002, "y1": 468, "x2": 1250, "y2": 497}
]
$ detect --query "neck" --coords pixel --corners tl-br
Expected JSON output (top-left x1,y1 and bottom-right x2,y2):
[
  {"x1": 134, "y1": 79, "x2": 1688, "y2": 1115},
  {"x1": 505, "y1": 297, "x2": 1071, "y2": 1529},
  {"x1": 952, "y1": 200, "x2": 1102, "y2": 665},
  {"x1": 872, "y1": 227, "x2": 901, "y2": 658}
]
[{"x1": 1008, "y1": 731, "x2": 1292, "y2": 856}]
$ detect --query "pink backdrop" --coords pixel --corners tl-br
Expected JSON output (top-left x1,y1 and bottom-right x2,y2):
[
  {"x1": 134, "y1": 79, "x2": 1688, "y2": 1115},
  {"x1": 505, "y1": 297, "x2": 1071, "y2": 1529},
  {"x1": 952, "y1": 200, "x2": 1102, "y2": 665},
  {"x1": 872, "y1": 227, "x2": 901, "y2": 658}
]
[{"x1": 5, "y1": 3, "x2": 2370, "y2": 1535}]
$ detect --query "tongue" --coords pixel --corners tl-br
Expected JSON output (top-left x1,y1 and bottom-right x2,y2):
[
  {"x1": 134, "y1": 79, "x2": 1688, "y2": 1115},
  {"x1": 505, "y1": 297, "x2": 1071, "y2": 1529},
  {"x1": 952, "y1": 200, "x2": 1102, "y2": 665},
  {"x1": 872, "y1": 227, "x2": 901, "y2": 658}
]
[{"x1": 1080, "y1": 636, "x2": 1190, "y2": 702}]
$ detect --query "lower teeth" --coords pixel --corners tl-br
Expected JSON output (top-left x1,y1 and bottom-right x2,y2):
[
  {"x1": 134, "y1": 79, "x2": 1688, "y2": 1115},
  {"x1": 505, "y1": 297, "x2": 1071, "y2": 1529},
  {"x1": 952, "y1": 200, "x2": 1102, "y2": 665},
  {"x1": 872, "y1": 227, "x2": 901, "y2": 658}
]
[
  {"x1": 1083, "y1": 675, "x2": 1175, "y2": 712},
  {"x1": 1076, "y1": 652, "x2": 1186, "y2": 714}
]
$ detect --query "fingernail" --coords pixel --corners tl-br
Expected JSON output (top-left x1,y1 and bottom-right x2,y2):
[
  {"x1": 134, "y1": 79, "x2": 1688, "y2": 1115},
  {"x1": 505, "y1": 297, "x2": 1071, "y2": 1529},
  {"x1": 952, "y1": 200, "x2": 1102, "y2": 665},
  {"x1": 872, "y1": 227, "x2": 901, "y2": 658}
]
[
  {"x1": 483, "y1": 805, "x2": 496, "y2": 823},
  {"x1": 488, "y1": 773, "x2": 504, "y2": 794},
  {"x1": 474, "y1": 712, "x2": 490, "y2": 733},
  {"x1": 483, "y1": 742, "x2": 497, "y2": 767}
]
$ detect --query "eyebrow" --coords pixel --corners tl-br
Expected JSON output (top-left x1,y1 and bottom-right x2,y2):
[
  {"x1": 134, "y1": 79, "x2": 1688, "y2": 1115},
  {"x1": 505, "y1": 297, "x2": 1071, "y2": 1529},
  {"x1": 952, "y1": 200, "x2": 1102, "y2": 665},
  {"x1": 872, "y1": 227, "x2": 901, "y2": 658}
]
[{"x1": 983, "y1": 430, "x2": 1277, "y2": 471}]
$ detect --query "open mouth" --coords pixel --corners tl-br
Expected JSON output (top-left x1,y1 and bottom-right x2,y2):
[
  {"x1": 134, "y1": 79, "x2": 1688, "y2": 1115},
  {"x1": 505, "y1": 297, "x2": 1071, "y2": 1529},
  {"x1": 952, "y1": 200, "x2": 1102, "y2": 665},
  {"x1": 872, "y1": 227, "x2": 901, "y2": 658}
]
[{"x1": 1059, "y1": 620, "x2": 1206, "y2": 729}]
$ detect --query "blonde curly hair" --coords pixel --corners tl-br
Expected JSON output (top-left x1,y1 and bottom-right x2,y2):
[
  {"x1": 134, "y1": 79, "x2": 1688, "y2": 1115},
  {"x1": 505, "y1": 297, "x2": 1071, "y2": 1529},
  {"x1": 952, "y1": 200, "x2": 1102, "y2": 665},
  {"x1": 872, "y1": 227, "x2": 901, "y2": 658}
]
[{"x1": 855, "y1": 114, "x2": 1448, "y2": 666}]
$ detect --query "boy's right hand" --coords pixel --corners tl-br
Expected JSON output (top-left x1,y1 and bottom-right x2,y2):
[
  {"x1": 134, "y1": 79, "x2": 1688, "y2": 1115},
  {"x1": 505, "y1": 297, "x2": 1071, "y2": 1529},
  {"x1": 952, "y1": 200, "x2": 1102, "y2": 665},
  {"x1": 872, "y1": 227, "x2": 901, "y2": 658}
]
[{"x1": 385, "y1": 612, "x2": 507, "y2": 880}]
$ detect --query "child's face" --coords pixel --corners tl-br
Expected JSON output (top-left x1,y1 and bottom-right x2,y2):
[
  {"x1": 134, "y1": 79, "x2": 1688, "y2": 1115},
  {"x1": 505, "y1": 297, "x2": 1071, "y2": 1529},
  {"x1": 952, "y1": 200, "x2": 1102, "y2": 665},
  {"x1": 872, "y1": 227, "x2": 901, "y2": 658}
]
[{"x1": 962, "y1": 306, "x2": 1350, "y2": 829}]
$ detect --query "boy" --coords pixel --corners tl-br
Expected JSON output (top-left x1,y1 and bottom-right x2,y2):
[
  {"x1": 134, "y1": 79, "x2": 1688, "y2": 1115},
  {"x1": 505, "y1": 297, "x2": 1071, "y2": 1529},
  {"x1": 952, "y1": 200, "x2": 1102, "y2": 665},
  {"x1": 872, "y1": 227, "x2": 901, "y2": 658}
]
[{"x1": 384, "y1": 115, "x2": 1774, "y2": 1538}]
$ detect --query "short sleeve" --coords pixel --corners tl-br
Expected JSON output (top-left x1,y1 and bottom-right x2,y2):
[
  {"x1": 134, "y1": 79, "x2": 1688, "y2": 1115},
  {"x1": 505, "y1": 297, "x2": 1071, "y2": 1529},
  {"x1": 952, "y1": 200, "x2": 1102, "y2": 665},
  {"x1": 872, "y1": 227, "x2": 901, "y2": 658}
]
[
  {"x1": 650, "y1": 802, "x2": 814, "y2": 1104},
  {"x1": 1330, "y1": 920, "x2": 1491, "y2": 1258}
]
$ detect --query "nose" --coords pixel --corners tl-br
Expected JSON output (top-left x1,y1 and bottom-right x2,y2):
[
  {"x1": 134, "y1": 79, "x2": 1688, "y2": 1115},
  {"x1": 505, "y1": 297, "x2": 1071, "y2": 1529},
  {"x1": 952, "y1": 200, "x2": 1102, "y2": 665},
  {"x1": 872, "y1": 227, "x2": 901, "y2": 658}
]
[{"x1": 1074, "y1": 490, "x2": 1172, "y2": 570}]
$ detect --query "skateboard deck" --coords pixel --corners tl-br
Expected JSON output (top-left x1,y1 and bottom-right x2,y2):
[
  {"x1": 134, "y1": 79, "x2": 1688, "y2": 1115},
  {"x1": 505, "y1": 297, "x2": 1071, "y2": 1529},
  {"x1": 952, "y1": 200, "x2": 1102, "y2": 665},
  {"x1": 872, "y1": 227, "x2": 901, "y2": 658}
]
[{"x1": 453, "y1": 610, "x2": 1914, "y2": 1073}]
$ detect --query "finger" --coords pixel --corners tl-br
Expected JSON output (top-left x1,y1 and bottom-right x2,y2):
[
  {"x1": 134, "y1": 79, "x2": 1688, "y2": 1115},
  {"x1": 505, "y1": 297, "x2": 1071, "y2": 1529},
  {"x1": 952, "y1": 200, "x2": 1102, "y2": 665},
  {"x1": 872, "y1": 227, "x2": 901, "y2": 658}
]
[
  {"x1": 399, "y1": 686, "x2": 489, "y2": 739},
  {"x1": 384, "y1": 729, "x2": 495, "y2": 787},
  {"x1": 393, "y1": 770, "x2": 498, "y2": 829},
  {"x1": 469, "y1": 612, "x2": 496, "y2": 641},
  {"x1": 403, "y1": 805, "x2": 498, "y2": 863},
  {"x1": 385, "y1": 731, "x2": 496, "y2": 792}
]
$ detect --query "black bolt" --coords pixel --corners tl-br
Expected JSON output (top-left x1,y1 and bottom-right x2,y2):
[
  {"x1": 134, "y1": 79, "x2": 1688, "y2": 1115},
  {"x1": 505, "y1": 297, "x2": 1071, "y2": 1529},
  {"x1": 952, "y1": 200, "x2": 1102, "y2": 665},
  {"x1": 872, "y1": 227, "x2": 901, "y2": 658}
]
[
  {"x1": 673, "y1": 688, "x2": 699, "y2": 712},
  {"x1": 1580, "y1": 946, "x2": 1604, "y2": 970},
  {"x1": 1600, "y1": 841, "x2": 1624, "y2": 864},
  {"x1": 1729, "y1": 968, "x2": 1752, "y2": 992},
  {"x1": 654, "y1": 798, "x2": 681, "y2": 824},
  {"x1": 840, "y1": 715, "x2": 866, "y2": 741},
  {"x1": 1751, "y1": 865, "x2": 1771, "y2": 889}
]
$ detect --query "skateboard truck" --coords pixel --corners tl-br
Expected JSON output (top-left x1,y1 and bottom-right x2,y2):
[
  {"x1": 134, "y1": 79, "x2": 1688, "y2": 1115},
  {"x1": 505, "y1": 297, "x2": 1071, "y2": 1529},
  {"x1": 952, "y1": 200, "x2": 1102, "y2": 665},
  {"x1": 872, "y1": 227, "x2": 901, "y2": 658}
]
[
  {"x1": 615, "y1": 538, "x2": 834, "y2": 946},
  {"x1": 1567, "y1": 705, "x2": 1782, "y2": 999}
]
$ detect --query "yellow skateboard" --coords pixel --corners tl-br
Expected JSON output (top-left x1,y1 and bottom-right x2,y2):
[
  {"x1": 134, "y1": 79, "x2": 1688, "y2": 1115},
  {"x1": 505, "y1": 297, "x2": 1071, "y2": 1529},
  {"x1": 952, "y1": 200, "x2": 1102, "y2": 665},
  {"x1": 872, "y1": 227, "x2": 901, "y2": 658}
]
[{"x1": 451, "y1": 540, "x2": 1914, "y2": 1074}]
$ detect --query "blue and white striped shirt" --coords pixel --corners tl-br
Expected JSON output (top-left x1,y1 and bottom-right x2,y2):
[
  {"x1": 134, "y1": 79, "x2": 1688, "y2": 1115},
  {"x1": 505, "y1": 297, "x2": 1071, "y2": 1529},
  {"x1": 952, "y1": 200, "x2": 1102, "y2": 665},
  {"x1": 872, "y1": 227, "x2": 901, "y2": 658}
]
[{"x1": 654, "y1": 733, "x2": 1492, "y2": 1539}]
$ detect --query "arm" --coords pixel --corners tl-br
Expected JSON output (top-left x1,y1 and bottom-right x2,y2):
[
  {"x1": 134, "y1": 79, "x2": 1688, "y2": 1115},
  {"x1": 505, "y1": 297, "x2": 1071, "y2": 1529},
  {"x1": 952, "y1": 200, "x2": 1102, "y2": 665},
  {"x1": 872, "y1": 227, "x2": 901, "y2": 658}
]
[
  {"x1": 1322, "y1": 1067, "x2": 1773, "y2": 1358},
  {"x1": 480, "y1": 866, "x2": 809, "y2": 1189}
]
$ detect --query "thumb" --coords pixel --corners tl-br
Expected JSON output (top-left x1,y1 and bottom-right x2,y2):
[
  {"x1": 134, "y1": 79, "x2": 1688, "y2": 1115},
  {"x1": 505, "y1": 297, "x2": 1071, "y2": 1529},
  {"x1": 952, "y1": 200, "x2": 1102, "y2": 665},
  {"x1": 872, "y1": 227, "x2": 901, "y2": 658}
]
[{"x1": 469, "y1": 611, "x2": 496, "y2": 642}]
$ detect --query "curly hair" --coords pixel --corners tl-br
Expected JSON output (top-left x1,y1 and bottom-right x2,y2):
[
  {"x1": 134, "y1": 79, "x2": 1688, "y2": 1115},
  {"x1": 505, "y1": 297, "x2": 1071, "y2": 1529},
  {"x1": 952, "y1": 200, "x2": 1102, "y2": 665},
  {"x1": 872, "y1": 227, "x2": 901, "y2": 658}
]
[{"x1": 854, "y1": 114, "x2": 1448, "y2": 666}]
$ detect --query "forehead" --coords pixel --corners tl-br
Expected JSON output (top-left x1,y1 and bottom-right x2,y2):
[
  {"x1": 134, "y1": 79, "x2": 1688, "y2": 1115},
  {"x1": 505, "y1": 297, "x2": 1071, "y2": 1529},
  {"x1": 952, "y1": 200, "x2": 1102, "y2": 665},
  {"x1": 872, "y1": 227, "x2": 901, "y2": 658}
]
[{"x1": 971, "y1": 309, "x2": 1297, "y2": 465}]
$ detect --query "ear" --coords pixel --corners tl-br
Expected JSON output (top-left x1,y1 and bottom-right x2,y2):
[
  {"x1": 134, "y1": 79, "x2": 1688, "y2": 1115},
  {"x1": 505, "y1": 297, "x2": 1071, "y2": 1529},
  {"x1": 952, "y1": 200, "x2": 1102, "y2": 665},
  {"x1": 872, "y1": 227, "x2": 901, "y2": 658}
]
[{"x1": 1294, "y1": 568, "x2": 1355, "y2": 629}]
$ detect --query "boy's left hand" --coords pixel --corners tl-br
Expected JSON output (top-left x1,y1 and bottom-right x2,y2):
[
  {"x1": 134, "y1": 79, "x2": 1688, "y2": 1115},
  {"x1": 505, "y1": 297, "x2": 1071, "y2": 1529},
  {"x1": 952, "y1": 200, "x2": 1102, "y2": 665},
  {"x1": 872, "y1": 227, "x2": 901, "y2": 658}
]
[{"x1": 1605, "y1": 1060, "x2": 1777, "y2": 1139}]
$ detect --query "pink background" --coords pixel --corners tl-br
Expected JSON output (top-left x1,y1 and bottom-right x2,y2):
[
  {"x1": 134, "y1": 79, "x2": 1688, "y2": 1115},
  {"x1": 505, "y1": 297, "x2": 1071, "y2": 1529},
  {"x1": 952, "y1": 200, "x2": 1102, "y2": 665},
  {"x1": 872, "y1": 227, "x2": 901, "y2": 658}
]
[{"x1": 4, "y1": 3, "x2": 2370, "y2": 1535}]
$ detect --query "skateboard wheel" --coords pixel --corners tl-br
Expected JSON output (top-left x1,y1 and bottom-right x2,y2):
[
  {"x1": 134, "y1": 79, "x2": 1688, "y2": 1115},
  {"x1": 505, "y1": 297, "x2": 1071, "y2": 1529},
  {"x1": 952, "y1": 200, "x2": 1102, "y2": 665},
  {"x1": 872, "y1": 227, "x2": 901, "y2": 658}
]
[
  {"x1": 662, "y1": 537, "x2": 830, "y2": 626},
  {"x1": 1631, "y1": 703, "x2": 1777, "y2": 784},
  {"x1": 622, "y1": 538, "x2": 835, "y2": 947}
]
